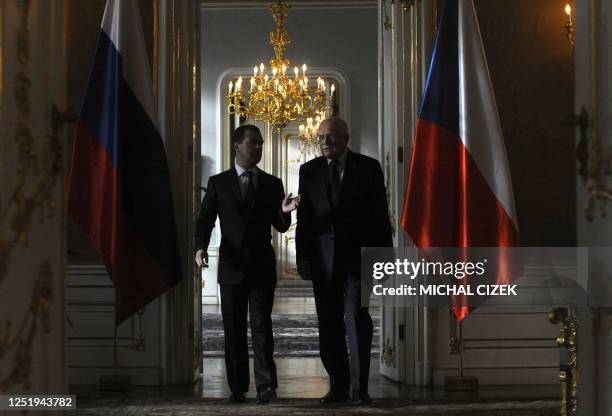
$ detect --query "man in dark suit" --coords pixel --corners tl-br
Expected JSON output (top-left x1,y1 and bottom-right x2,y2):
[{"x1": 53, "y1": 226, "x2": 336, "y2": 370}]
[
  {"x1": 296, "y1": 117, "x2": 392, "y2": 406},
  {"x1": 195, "y1": 125, "x2": 299, "y2": 404}
]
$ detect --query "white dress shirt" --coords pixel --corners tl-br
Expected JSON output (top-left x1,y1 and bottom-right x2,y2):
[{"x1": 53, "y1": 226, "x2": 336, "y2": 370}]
[{"x1": 234, "y1": 160, "x2": 258, "y2": 198}]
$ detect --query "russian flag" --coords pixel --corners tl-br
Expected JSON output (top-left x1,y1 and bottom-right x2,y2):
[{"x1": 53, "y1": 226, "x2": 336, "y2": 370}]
[
  {"x1": 67, "y1": 0, "x2": 182, "y2": 324},
  {"x1": 401, "y1": 0, "x2": 519, "y2": 320}
]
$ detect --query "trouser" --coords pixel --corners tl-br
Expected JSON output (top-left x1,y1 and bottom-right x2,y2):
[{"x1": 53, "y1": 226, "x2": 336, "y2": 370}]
[
  {"x1": 219, "y1": 280, "x2": 277, "y2": 394},
  {"x1": 313, "y1": 263, "x2": 373, "y2": 393}
]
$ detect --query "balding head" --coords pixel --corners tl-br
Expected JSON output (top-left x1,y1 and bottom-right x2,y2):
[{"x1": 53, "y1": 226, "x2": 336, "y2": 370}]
[
  {"x1": 317, "y1": 117, "x2": 349, "y2": 159},
  {"x1": 318, "y1": 117, "x2": 349, "y2": 136}
]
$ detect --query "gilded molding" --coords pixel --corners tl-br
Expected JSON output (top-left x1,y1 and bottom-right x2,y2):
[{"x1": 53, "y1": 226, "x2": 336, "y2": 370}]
[
  {"x1": 381, "y1": 336, "x2": 396, "y2": 368},
  {"x1": 0, "y1": 0, "x2": 64, "y2": 283},
  {"x1": 549, "y1": 307, "x2": 578, "y2": 416},
  {"x1": 0, "y1": 0, "x2": 64, "y2": 392},
  {"x1": 0, "y1": 260, "x2": 53, "y2": 391}
]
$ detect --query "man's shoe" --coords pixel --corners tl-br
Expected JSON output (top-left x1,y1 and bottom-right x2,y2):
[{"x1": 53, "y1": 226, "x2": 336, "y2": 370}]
[
  {"x1": 256, "y1": 384, "x2": 277, "y2": 404},
  {"x1": 351, "y1": 390, "x2": 372, "y2": 406},
  {"x1": 320, "y1": 390, "x2": 349, "y2": 405},
  {"x1": 227, "y1": 392, "x2": 246, "y2": 404}
]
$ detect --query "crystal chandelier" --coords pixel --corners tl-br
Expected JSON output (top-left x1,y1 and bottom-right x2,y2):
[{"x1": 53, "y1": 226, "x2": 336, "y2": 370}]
[
  {"x1": 297, "y1": 83, "x2": 335, "y2": 155},
  {"x1": 227, "y1": 2, "x2": 334, "y2": 131}
]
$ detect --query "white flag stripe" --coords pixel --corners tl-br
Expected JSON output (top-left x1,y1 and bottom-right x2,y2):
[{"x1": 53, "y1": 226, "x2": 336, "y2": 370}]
[
  {"x1": 101, "y1": 0, "x2": 159, "y2": 131},
  {"x1": 458, "y1": 0, "x2": 518, "y2": 227}
]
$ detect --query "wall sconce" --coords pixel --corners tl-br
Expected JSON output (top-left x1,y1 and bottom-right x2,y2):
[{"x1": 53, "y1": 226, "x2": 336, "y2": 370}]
[{"x1": 564, "y1": 3, "x2": 575, "y2": 49}]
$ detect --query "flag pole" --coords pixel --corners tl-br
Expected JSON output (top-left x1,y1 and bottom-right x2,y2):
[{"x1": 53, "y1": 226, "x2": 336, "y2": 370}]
[
  {"x1": 100, "y1": 303, "x2": 131, "y2": 391},
  {"x1": 445, "y1": 313, "x2": 478, "y2": 391},
  {"x1": 114, "y1": 323, "x2": 119, "y2": 373},
  {"x1": 459, "y1": 318, "x2": 464, "y2": 378}
]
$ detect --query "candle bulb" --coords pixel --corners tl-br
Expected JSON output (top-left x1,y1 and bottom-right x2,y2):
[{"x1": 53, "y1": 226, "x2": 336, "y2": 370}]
[
  {"x1": 264, "y1": 74, "x2": 269, "y2": 83},
  {"x1": 254, "y1": 66, "x2": 258, "y2": 76},
  {"x1": 237, "y1": 76, "x2": 243, "y2": 91},
  {"x1": 302, "y1": 63, "x2": 307, "y2": 75},
  {"x1": 565, "y1": 4, "x2": 572, "y2": 23},
  {"x1": 228, "y1": 81, "x2": 233, "y2": 94},
  {"x1": 273, "y1": 67, "x2": 277, "y2": 76},
  {"x1": 250, "y1": 77, "x2": 255, "y2": 90},
  {"x1": 294, "y1": 67, "x2": 299, "y2": 77},
  {"x1": 331, "y1": 83, "x2": 335, "y2": 94},
  {"x1": 260, "y1": 62, "x2": 265, "y2": 73}
]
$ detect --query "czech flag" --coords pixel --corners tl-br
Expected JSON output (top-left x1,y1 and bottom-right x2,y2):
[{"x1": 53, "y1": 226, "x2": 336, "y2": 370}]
[
  {"x1": 67, "y1": 0, "x2": 182, "y2": 324},
  {"x1": 401, "y1": 0, "x2": 519, "y2": 320}
]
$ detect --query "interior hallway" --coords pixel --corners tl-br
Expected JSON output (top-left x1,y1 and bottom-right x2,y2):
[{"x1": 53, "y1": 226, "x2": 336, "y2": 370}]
[
  {"x1": 199, "y1": 280, "x2": 560, "y2": 400},
  {"x1": 70, "y1": 281, "x2": 560, "y2": 414}
]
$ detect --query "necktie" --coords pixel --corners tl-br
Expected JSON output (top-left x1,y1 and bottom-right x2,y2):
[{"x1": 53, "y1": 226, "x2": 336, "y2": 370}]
[
  {"x1": 242, "y1": 171, "x2": 255, "y2": 208},
  {"x1": 327, "y1": 159, "x2": 341, "y2": 208}
]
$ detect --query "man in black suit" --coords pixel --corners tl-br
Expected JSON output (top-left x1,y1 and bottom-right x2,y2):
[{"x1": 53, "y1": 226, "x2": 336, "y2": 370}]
[
  {"x1": 195, "y1": 125, "x2": 300, "y2": 404},
  {"x1": 296, "y1": 117, "x2": 392, "y2": 406}
]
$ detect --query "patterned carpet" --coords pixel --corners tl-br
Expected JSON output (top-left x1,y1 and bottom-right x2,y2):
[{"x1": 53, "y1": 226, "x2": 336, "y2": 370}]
[
  {"x1": 74, "y1": 397, "x2": 561, "y2": 415},
  {"x1": 202, "y1": 280, "x2": 380, "y2": 357},
  {"x1": 202, "y1": 312, "x2": 380, "y2": 357},
  {"x1": 273, "y1": 280, "x2": 315, "y2": 297}
]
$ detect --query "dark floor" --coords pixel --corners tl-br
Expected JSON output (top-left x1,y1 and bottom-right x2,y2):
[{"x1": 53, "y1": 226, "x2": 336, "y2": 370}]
[
  {"x1": 71, "y1": 383, "x2": 560, "y2": 416},
  {"x1": 69, "y1": 281, "x2": 561, "y2": 414}
]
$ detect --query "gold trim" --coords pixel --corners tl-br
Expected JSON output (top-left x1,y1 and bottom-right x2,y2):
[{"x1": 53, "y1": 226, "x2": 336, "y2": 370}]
[
  {"x1": 0, "y1": 0, "x2": 63, "y2": 282},
  {"x1": 226, "y1": 3, "x2": 331, "y2": 131},
  {"x1": 381, "y1": 337, "x2": 396, "y2": 368},
  {"x1": 0, "y1": 261, "x2": 54, "y2": 391},
  {"x1": 549, "y1": 307, "x2": 578, "y2": 416},
  {"x1": 0, "y1": 0, "x2": 68, "y2": 391}
]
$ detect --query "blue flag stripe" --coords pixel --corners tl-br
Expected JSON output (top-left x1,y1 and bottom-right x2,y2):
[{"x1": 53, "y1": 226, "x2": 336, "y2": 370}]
[
  {"x1": 80, "y1": 30, "x2": 123, "y2": 171},
  {"x1": 419, "y1": 0, "x2": 459, "y2": 136}
]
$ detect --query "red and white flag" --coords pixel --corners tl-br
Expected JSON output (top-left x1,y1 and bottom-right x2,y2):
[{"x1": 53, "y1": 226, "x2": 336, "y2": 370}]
[{"x1": 401, "y1": 0, "x2": 519, "y2": 320}]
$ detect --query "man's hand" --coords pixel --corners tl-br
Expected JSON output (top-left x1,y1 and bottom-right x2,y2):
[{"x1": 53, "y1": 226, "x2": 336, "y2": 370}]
[
  {"x1": 195, "y1": 249, "x2": 209, "y2": 268},
  {"x1": 297, "y1": 260, "x2": 312, "y2": 280},
  {"x1": 282, "y1": 193, "x2": 301, "y2": 214}
]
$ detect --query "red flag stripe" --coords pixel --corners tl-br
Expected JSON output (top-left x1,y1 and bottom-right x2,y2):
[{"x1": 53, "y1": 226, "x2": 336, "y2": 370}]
[
  {"x1": 402, "y1": 119, "x2": 518, "y2": 249},
  {"x1": 67, "y1": 123, "x2": 174, "y2": 323}
]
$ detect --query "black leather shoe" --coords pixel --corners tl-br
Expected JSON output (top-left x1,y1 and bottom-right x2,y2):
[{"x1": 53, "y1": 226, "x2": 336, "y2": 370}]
[
  {"x1": 351, "y1": 390, "x2": 372, "y2": 406},
  {"x1": 256, "y1": 384, "x2": 277, "y2": 404},
  {"x1": 227, "y1": 392, "x2": 246, "y2": 404},
  {"x1": 320, "y1": 390, "x2": 349, "y2": 405}
]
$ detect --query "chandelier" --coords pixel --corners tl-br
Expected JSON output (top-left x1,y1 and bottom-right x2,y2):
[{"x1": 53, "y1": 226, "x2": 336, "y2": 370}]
[{"x1": 227, "y1": 2, "x2": 334, "y2": 131}]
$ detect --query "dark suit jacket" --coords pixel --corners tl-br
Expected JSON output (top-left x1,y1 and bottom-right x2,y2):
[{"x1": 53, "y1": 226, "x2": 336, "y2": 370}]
[
  {"x1": 195, "y1": 167, "x2": 290, "y2": 285},
  {"x1": 296, "y1": 150, "x2": 393, "y2": 281}
]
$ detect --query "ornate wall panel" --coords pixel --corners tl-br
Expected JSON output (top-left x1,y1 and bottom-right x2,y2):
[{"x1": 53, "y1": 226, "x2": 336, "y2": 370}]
[{"x1": 0, "y1": 0, "x2": 67, "y2": 395}]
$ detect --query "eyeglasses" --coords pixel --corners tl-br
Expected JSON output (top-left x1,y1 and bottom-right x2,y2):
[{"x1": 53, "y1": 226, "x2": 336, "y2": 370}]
[{"x1": 316, "y1": 134, "x2": 348, "y2": 143}]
